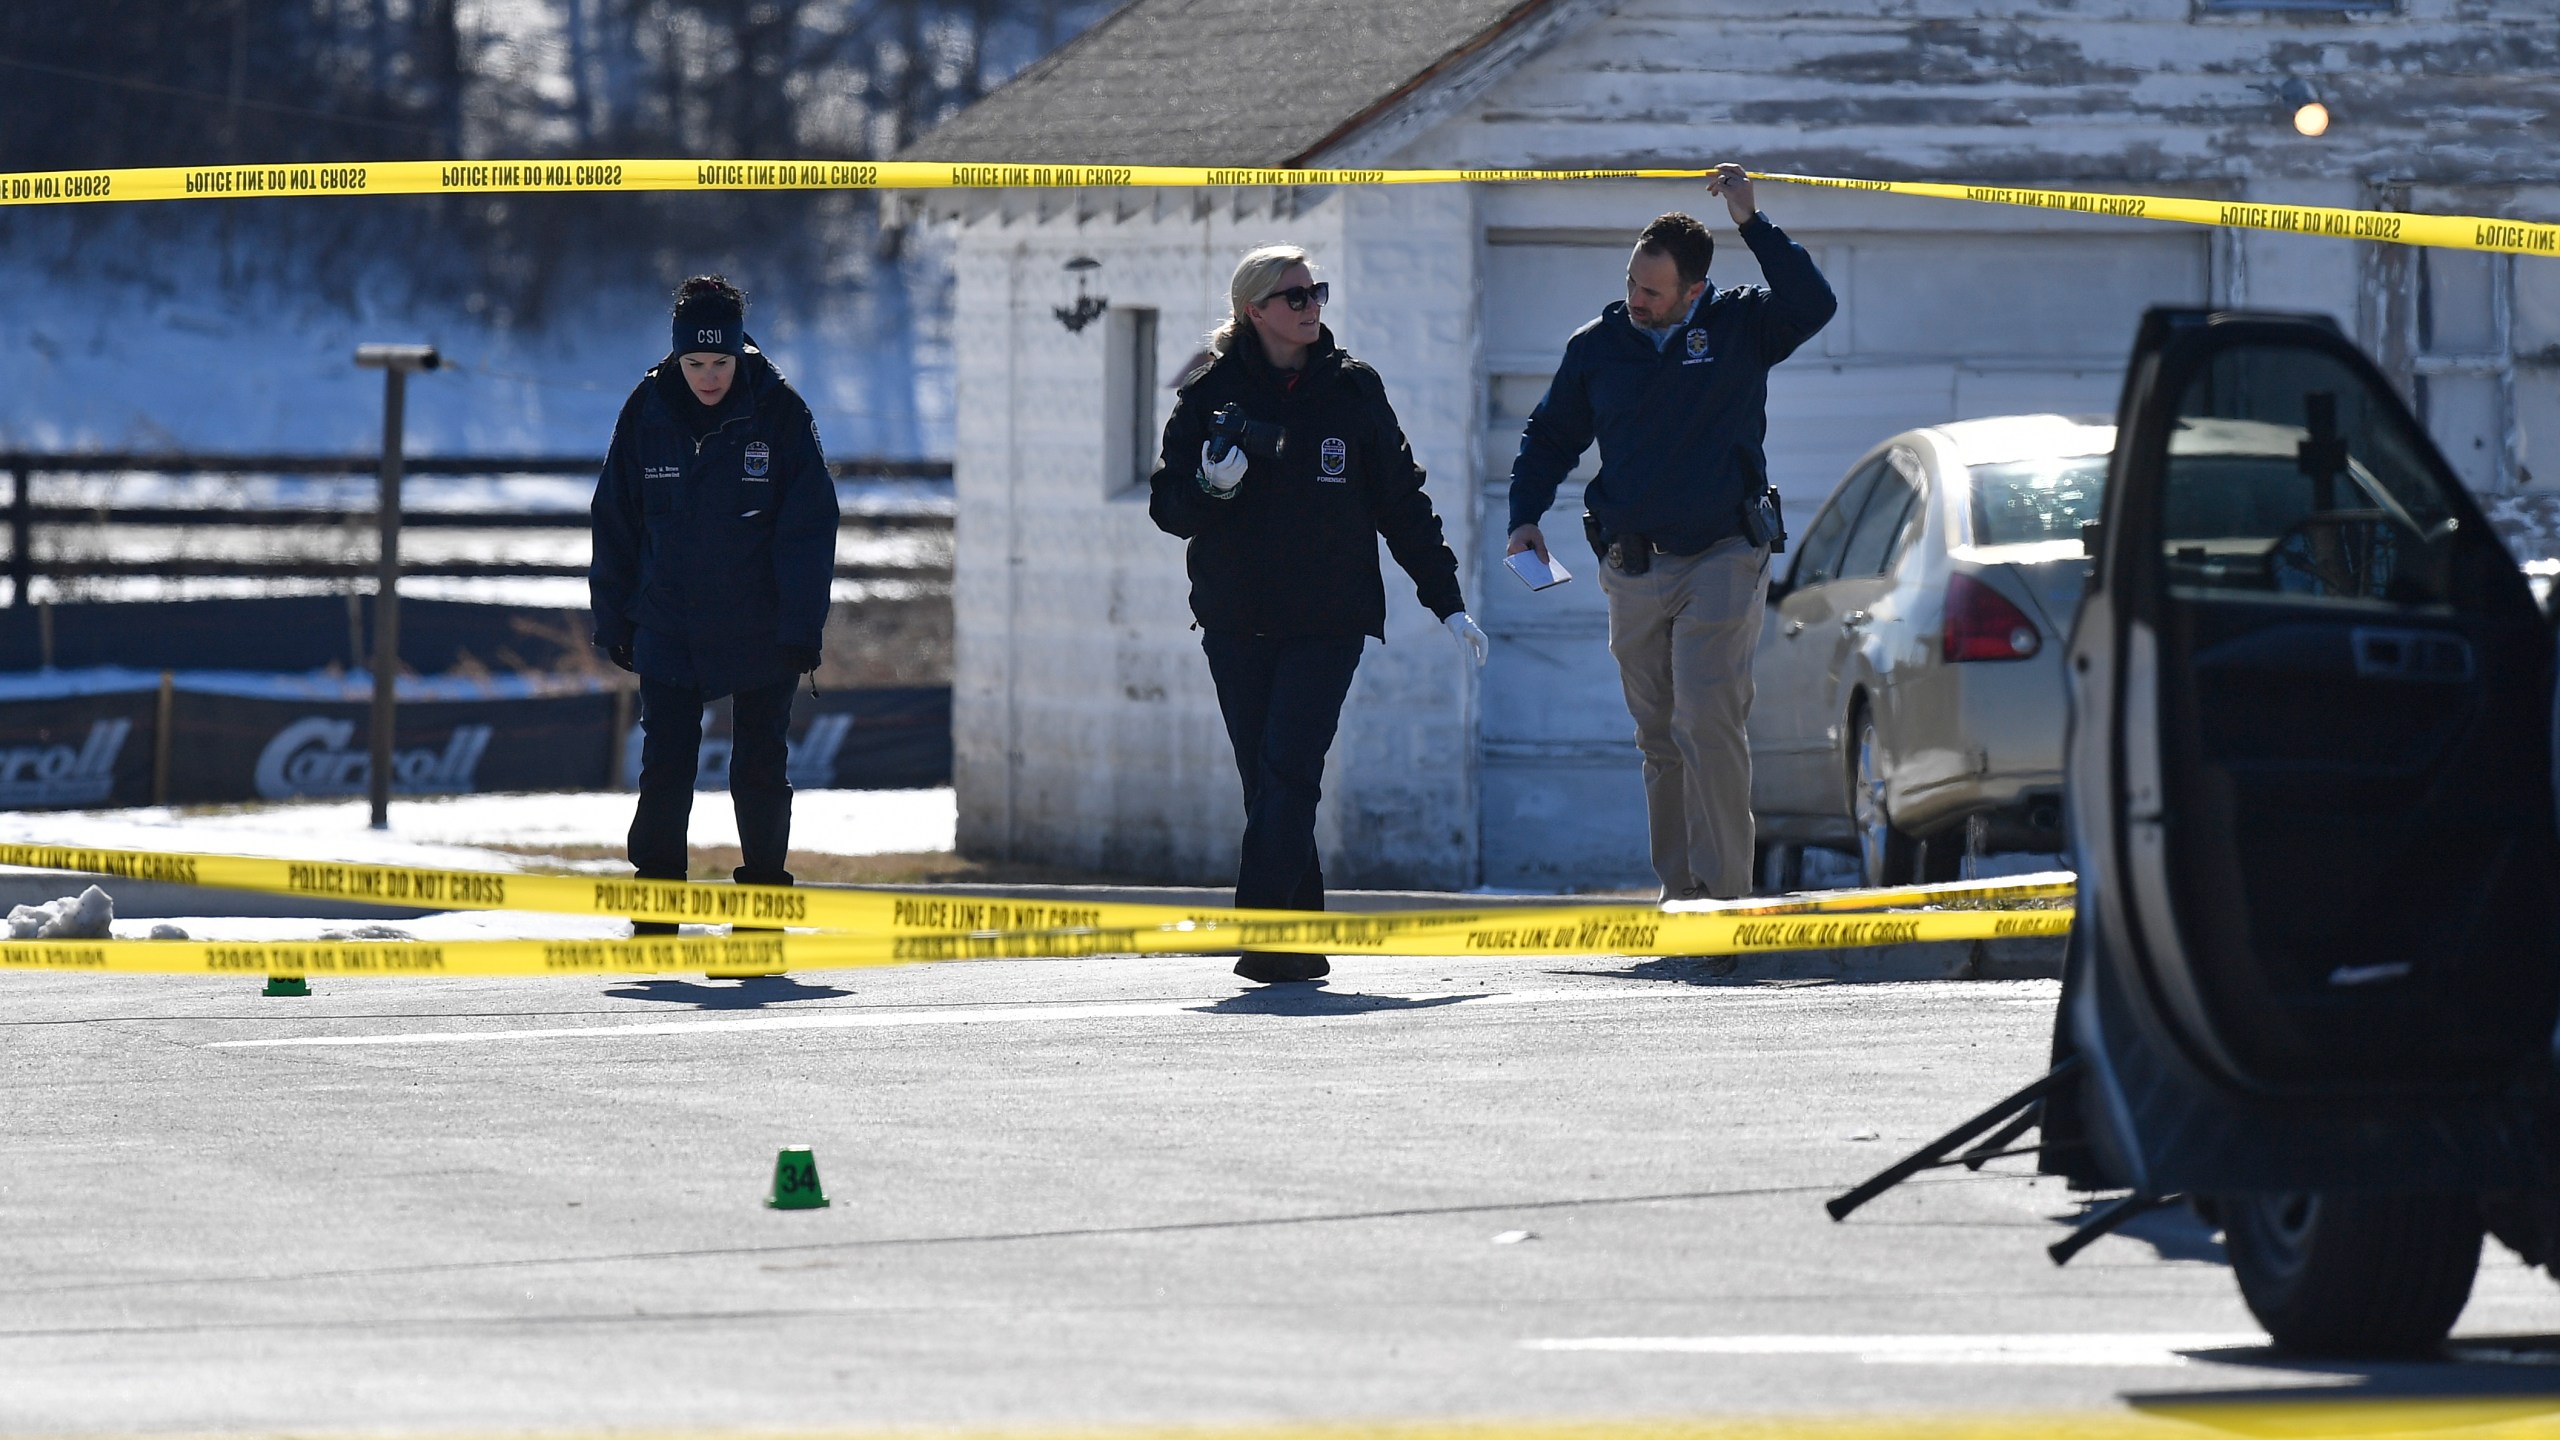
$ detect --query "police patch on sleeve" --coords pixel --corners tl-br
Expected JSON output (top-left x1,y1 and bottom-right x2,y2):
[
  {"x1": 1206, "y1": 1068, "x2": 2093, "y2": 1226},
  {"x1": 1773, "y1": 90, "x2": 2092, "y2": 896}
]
[
  {"x1": 1319, "y1": 436, "x2": 1348, "y2": 480},
  {"x1": 743, "y1": 440, "x2": 771, "y2": 479}
]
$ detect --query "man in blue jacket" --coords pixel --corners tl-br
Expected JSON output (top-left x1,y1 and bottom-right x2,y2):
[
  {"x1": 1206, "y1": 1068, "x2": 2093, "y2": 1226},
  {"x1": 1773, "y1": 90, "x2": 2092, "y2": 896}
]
[
  {"x1": 591, "y1": 277, "x2": 839, "y2": 926},
  {"x1": 1506, "y1": 165, "x2": 1836, "y2": 900}
]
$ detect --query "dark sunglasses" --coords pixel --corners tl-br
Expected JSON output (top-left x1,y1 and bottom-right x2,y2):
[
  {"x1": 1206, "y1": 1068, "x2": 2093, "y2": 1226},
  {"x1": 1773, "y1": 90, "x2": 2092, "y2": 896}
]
[{"x1": 1258, "y1": 281, "x2": 1329, "y2": 312}]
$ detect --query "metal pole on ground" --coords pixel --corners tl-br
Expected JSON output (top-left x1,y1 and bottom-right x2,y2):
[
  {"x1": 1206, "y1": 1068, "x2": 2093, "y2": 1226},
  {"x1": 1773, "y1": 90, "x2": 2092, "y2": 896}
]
[
  {"x1": 153, "y1": 669, "x2": 174, "y2": 806},
  {"x1": 353, "y1": 343, "x2": 439, "y2": 831}
]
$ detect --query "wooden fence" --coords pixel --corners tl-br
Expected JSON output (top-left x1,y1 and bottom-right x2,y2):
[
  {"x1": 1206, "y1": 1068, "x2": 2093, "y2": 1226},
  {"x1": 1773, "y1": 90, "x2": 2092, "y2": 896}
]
[{"x1": 0, "y1": 453, "x2": 953, "y2": 601}]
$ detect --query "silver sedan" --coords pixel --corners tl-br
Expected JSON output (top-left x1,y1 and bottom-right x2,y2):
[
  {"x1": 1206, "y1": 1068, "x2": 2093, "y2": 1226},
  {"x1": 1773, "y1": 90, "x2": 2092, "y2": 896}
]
[{"x1": 1748, "y1": 414, "x2": 2111, "y2": 887}]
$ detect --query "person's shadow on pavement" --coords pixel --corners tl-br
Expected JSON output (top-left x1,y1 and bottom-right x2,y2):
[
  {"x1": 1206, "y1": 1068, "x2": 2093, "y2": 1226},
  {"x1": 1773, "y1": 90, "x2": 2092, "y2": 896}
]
[
  {"x1": 604, "y1": 975, "x2": 856, "y2": 1009},
  {"x1": 1192, "y1": 987, "x2": 1483, "y2": 1018},
  {"x1": 1582, "y1": 956, "x2": 1749, "y2": 985}
]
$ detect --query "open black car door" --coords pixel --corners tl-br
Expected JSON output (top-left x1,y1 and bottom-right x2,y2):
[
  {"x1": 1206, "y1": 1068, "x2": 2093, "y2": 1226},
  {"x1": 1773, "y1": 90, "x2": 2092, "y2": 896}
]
[{"x1": 2061, "y1": 308, "x2": 2560, "y2": 1192}]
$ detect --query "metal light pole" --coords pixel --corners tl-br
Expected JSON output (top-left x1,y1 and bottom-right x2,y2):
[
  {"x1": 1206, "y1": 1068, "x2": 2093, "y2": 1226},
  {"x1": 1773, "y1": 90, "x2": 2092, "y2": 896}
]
[{"x1": 352, "y1": 343, "x2": 439, "y2": 830}]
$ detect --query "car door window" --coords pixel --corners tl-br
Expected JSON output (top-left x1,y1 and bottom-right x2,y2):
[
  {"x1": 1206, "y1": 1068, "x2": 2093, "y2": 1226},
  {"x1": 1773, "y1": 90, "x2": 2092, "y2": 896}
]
[
  {"x1": 1837, "y1": 460, "x2": 1920, "y2": 579},
  {"x1": 1788, "y1": 458, "x2": 1886, "y2": 590},
  {"x1": 2109, "y1": 318, "x2": 2553, "y2": 1094},
  {"x1": 2161, "y1": 348, "x2": 2465, "y2": 609}
]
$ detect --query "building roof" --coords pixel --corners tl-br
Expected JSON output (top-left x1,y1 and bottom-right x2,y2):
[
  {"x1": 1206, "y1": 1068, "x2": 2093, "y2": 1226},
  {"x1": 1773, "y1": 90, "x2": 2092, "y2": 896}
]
[{"x1": 901, "y1": 0, "x2": 1555, "y2": 168}]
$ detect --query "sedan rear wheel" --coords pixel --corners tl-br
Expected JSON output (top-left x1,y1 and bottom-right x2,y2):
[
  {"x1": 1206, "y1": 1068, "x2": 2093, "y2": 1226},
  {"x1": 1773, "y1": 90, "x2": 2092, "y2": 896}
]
[{"x1": 1852, "y1": 709, "x2": 1916, "y2": 887}]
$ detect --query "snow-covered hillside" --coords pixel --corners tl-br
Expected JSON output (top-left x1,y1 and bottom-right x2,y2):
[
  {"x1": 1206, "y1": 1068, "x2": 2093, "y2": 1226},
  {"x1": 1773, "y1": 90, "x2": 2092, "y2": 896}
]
[
  {"x1": 0, "y1": 0, "x2": 1115, "y2": 458},
  {"x1": 2, "y1": 217, "x2": 954, "y2": 458}
]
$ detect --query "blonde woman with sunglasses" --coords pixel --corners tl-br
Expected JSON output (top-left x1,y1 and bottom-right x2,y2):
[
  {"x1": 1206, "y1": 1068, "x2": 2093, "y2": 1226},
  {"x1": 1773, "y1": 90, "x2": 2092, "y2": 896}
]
[{"x1": 1149, "y1": 244, "x2": 1488, "y2": 985}]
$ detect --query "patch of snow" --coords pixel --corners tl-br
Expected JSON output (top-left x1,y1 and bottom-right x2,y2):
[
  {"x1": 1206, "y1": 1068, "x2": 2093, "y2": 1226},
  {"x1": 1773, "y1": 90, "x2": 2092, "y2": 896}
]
[
  {"x1": 0, "y1": 788, "x2": 956, "y2": 871},
  {"x1": 18, "y1": 575, "x2": 947, "y2": 610},
  {"x1": 105, "y1": 910, "x2": 721, "y2": 942},
  {"x1": 0, "y1": 242, "x2": 954, "y2": 460},
  {"x1": 24, "y1": 473, "x2": 950, "y2": 517},
  {"x1": 9, "y1": 884, "x2": 114, "y2": 938}
]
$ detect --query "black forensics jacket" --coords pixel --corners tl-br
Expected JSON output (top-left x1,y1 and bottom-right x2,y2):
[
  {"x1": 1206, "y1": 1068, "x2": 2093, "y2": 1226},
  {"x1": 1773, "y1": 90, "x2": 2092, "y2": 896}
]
[
  {"x1": 589, "y1": 347, "x2": 839, "y2": 699},
  {"x1": 1148, "y1": 326, "x2": 1465, "y2": 640}
]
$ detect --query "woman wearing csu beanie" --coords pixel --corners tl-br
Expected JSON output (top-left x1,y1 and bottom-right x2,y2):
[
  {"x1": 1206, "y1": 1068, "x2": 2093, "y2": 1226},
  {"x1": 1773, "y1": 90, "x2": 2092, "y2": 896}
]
[{"x1": 590, "y1": 275, "x2": 839, "y2": 936}]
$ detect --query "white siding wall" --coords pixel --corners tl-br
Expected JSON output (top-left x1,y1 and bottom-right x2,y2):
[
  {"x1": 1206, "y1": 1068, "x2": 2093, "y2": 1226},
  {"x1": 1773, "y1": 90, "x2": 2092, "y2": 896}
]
[
  {"x1": 950, "y1": 190, "x2": 1486, "y2": 887},
  {"x1": 1391, "y1": 0, "x2": 2552, "y2": 185},
  {"x1": 1317, "y1": 184, "x2": 1485, "y2": 888},
  {"x1": 1384, "y1": 0, "x2": 2559, "y2": 496}
]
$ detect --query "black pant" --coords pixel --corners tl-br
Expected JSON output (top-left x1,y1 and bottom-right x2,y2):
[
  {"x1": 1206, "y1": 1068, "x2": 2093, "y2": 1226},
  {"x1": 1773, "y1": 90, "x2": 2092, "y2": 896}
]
[
  {"x1": 1202, "y1": 632, "x2": 1364, "y2": 911},
  {"x1": 628, "y1": 676, "x2": 797, "y2": 884}
]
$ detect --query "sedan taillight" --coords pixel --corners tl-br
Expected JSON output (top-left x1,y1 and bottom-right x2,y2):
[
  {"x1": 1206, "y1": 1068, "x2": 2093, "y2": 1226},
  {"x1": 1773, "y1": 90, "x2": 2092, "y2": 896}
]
[{"x1": 1943, "y1": 572, "x2": 2042, "y2": 662}]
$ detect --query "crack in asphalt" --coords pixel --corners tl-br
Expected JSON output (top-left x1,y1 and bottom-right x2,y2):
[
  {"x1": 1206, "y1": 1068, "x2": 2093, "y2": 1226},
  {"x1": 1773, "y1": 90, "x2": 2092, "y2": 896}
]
[{"x1": 0, "y1": 1176, "x2": 1990, "y2": 1302}]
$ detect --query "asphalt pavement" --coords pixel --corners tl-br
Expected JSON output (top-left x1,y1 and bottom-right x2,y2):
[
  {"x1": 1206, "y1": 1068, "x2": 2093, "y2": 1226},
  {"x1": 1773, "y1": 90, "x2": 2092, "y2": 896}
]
[{"x1": 7, "y1": 944, "x2": 2560, "y2": 1433}]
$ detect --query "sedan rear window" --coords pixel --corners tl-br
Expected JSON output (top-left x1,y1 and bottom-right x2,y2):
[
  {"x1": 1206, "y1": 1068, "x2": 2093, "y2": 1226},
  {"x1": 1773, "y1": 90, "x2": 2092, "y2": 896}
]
[{"x1": 1969, "y1": 457, "x2": 2109, "y2": 546}]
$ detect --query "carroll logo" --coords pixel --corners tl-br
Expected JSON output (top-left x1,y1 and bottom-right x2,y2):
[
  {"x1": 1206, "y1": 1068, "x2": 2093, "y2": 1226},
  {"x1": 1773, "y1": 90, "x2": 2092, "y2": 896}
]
[
  {"x1": 743, "y1": 441, "x2": 771, "y2": 478},
  {"x1": 620, "y1": 712, "x2": 852, "y2": 790},
  {"x1": 1319, "y1": 437, "x2": 1348, "y2": 479},
  {"x1": 0, "y1": 719, "x2": 129, "y2": 806},
  {"x1": 254, "y1": 718, "x2": 493, "y2": 799}
]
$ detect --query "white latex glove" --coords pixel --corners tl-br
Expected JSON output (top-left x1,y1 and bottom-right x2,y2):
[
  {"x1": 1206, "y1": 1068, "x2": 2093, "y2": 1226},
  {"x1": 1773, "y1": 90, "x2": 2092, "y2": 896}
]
[
  {"x1": 1445, "y1": 611, "x2": 1488, "y2": 668},
  {"x1": 1198, "y1": 440, "x2": 1248, "y2": 497}
]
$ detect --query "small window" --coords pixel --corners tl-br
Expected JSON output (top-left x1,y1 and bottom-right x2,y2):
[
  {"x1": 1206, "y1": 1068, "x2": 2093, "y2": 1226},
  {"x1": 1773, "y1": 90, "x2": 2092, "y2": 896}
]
[{"x1": 1104, "y1": 306, "x2": 1159, "y2": 495}]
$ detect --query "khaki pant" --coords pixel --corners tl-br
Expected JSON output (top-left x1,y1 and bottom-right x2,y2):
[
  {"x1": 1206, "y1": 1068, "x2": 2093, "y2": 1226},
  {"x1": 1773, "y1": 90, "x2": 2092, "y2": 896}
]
[{"x1": 1597, "y1": 537, "x2": 1769, "y2": 901}]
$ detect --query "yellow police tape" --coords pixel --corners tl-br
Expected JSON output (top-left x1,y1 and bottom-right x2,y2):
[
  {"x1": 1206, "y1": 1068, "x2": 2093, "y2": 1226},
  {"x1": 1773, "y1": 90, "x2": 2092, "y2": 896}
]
[
  {"x1": 0, "y1": 909, "x2": 2071, "y2": 976},
  {"x1": 0, "y1": 840, "x2": 2074, "y2": 972},
  {"x1": 1, "y1": 156, "x2": 2552, "y2": 258},
  {"x1": 0, "y1": 159, "x2": 1700, "y2": 205},
  {"x1": 1758, "y1": 170, "x2": 2560, "y2": 261}
]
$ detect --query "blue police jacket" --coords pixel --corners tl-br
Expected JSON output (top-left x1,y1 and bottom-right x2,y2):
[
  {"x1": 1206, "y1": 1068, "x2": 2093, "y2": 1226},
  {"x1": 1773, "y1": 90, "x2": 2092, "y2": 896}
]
[
  {"x1": 1506, "y1": 215, "x2": 1837, "y2": 554},
  {"x1": 589, "y1": 348, "x2": 838, "y2": 699}
]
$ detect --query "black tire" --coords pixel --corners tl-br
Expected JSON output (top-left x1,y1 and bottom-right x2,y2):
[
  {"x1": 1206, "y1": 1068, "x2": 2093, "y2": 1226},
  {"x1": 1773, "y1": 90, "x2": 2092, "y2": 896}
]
[
  {"x1": 1850, "y1": 706, "x2": 1917, "y2": 887},
  {"x1": 2219, "y1": 1190, "x2": 2482, "y2": 1357}
]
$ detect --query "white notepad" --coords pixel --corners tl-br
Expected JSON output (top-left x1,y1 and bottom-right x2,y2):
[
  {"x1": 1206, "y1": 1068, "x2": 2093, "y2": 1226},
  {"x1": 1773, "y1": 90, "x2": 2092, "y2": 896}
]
[{"x1": 1506, "y1": 550, "x2": 1573, "y2": 591}]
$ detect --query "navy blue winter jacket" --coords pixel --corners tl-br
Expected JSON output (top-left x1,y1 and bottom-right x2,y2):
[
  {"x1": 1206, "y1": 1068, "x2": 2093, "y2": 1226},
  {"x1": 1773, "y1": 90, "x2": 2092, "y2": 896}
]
[
  {"x1": 589, "y1": 348, "x2": 838, "y2": 699},
  {"x1": 1506, "y1": 216, "x2": 1837, "y2": 555}
]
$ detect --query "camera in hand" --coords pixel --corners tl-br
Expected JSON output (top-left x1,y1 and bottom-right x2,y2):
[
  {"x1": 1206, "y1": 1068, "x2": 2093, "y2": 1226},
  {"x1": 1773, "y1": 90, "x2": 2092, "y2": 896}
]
[{"x1": 1206, "y1": 404, "x2": 1287, "y2": 465}]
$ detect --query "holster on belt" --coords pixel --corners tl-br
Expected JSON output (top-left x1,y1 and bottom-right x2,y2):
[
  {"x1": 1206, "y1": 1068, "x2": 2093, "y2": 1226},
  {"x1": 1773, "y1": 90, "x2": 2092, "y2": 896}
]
[{"x1": 1582, "y1": 511, "x2": 1650, "y2": 576}]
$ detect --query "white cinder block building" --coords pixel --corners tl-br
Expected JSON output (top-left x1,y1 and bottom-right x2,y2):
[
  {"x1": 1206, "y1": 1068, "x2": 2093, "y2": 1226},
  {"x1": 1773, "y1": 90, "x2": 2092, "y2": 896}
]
[{"x1": 912, "y1": 0, "x2": 2560, "y2": 891}]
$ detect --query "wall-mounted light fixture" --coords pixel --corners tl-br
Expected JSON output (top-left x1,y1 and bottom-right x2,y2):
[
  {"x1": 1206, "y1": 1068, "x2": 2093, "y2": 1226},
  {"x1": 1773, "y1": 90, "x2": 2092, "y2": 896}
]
[
  {"x1": 2252, "y1": 76, "x2": 2330, "y2": 137},
  {"x1": 1054, "y1": 256, "x2": 1108, "y2": 334}
]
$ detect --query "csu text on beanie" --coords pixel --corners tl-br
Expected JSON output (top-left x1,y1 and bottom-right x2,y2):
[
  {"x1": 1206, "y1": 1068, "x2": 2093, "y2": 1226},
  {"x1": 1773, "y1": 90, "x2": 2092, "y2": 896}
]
[{"x1": 673, "y1": 275, "x2": 746, "y2": 357}]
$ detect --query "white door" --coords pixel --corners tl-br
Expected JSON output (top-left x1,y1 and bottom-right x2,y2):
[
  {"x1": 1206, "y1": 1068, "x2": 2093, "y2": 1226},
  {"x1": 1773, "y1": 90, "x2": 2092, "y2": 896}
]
[{"x1": 1476, "y1": 228, "x2": 2207, "y2": 889}]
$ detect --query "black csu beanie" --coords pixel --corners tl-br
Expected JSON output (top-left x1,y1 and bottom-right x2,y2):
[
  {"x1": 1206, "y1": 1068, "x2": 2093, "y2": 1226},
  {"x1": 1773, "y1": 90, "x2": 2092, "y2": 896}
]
[{"x1": 673, "y1": 275, "x2": 746, "y2": 357}]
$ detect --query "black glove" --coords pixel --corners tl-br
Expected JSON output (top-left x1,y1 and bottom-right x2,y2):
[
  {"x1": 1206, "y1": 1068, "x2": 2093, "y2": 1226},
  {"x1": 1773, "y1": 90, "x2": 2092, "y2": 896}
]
[
  {"x1": 778, "y1": 644, "x2": 822, "y2": 674},
  {"x1": 605, "y1": 643, "x2": 636, "y2": 673}
]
